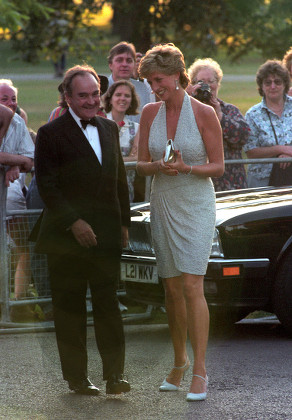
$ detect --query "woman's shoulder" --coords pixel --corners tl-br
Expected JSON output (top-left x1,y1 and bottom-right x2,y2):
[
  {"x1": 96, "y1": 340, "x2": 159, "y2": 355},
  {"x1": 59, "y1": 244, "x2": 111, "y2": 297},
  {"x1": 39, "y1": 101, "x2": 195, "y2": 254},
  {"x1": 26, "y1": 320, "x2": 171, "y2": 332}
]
[
  {"x1": 246, "y1": 101, "x2": 262, "y2": 117},
  {"x1": 140, "y1": 101, "x2": 162, "y2": 126},
  {"x1": 189, "y1": 95, "x2": 215, "y2": 119},
  {"x1": 218, "y1": 98, "x2": 239, "y2": 112},
  {"x1": 142, "y1": 101, "x2": 162, "y2": 114}
]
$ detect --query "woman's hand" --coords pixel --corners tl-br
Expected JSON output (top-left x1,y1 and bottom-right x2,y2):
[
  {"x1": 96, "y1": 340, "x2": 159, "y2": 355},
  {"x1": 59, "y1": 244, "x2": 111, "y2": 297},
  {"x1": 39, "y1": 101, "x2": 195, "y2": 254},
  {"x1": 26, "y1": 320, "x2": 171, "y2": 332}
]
[
  {"x1": 158, "y1": 155, "x2": 179, "y2": 176},
  {"x1": 208, "y1": 96, "x2": 223, "y2": 121},
  {"x1": 278, "y1": 154, "x2": 292, "y2": 169},
  {"x1": 167, "y1": 150, "x2": 191, "y2": 175},
  {"x1": 186, "y1": 84, "x2": 222, "y2": 120},
  {"x1": 186, "y1": 83, "x2": 201, "y2": 97}
]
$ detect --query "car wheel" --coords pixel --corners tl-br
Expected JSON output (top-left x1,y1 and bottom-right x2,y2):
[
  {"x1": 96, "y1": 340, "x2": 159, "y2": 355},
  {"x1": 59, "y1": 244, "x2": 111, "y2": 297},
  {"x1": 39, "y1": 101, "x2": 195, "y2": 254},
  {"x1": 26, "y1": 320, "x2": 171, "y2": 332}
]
[{"x1": 273, "y1": 250, "x2": 292, "y2": 335}]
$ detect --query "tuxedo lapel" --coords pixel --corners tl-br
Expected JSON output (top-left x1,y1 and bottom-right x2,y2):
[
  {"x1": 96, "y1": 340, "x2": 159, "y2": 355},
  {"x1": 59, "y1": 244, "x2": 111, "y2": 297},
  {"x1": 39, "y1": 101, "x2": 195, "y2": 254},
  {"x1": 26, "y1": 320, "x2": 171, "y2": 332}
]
[{"x1": 95, "y1": 117, "x2": 114, "y2": 174}]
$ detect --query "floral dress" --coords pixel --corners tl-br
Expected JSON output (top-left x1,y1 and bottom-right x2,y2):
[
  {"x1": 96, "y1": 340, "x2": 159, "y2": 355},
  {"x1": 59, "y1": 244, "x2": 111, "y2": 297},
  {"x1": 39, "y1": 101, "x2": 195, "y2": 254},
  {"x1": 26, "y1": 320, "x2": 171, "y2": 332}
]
[
  {"x1": 212, "y1": 99, "x2": 250, "y2": 191},
  {"x1": 107, "y1": 113, "x2": 139, "y2": 202}
]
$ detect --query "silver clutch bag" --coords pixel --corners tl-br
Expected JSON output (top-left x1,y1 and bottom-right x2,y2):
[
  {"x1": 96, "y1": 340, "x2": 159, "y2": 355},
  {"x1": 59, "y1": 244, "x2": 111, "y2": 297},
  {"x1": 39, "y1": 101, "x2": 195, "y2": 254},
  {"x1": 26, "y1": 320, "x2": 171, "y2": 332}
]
[{"x1": 164, "y1": 139, "x2": 176, "y2": 163}]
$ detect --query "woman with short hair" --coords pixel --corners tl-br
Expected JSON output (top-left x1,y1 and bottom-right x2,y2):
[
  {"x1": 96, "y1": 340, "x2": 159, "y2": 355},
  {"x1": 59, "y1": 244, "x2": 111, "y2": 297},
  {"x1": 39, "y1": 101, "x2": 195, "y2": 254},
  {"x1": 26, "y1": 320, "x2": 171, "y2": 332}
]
[
  {"x1": 187, "y1": 58, "x2": 250, "y2": 191},
  {"x1": 244, "y1": 60, "x2": 292, "y2": 187},
  {"x1": 137, "y1": 44, "x2": 224, "y2": 402},
  {"x1": 103, "y1": 80, "x2": 140, "y2": 202}
]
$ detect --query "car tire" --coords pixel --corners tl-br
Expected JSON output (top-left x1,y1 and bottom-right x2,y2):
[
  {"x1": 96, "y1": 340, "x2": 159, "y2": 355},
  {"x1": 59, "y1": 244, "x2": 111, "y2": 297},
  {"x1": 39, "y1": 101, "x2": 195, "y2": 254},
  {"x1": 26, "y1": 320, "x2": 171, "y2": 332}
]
[{"x1": 273, "y1": 250, "x2": 292, "y2": 335}]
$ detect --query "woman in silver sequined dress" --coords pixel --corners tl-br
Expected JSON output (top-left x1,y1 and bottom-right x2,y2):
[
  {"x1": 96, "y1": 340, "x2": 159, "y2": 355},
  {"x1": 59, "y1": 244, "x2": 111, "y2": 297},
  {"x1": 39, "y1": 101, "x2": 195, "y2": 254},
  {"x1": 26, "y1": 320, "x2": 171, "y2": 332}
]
[{"x1": 137, "y1": 44, "x2": 224, "y2": 402}]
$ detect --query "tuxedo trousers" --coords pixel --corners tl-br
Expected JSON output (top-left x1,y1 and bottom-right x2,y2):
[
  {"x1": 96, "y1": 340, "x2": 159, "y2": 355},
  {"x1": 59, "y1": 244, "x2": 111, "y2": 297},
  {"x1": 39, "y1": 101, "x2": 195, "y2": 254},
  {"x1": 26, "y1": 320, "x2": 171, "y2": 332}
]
[{"x1": 47, "y1": 252, "x2": 125, "y2": 382}]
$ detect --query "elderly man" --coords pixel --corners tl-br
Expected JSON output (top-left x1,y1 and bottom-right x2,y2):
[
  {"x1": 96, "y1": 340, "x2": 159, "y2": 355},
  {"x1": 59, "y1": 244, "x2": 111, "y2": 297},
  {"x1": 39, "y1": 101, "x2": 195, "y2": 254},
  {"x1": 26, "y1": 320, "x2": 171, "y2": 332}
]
[
  {"x1": 0, "y1": 104, "x2": 34, "y2": 185},
  {"x1": 32, "y1": 64, "x2": 131, "y2": 396},
  {"x1": 0, "y1": 79, "x2": 28, "y2": 124}
]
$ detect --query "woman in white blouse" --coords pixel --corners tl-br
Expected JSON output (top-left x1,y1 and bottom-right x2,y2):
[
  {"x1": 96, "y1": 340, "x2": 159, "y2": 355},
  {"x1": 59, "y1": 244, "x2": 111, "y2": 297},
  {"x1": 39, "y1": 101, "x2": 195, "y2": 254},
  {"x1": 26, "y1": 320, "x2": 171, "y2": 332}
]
[{"x1": 102, "y1": 80, "x2": 140, "y2": 202}]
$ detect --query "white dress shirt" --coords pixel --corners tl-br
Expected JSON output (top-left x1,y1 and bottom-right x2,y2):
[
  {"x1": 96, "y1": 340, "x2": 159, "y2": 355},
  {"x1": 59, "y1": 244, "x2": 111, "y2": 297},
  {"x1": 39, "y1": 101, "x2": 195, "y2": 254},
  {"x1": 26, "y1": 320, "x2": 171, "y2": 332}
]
[{"x1": 69, "y1": 108, "x2": 102, "y2": 164}]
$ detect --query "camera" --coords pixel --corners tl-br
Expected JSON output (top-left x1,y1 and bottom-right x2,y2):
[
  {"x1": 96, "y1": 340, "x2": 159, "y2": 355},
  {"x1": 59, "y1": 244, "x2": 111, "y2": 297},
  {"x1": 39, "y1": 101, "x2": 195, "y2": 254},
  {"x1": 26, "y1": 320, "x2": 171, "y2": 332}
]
[{"x1": 193, "y1": 81, "x2": 212, "y2": 104}]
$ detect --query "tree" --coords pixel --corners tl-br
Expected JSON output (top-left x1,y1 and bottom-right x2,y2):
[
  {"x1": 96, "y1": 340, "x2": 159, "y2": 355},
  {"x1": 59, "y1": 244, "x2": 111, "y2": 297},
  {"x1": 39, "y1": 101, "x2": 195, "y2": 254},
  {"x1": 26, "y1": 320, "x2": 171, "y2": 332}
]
[
  {"x1": 0, "y1": 0, "x2": 51, "y2": 32},
  {"x1": 2, "y1": 1, "x2": 104, "y2": 70},
  {"x1": 108, "y1": 0, "x2": 292, "y2": 62},
  {"x1": 222, "y1": 0, "x2": 292, "y2": 60}
]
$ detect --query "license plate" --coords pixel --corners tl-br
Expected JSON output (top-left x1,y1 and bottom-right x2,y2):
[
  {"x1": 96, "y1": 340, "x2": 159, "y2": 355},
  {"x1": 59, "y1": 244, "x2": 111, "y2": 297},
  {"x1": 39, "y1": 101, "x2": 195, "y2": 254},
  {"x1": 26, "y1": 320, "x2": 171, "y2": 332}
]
[{"x1": 121, "y1": 262, "x2": 158, "y2": 284}]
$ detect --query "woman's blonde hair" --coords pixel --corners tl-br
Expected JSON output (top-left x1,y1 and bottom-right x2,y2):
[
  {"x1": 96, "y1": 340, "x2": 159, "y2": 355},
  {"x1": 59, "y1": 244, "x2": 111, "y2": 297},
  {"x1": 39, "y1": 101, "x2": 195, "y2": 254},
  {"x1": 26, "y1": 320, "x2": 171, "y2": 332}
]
[
  {"x1": 188, "y1": 58, "x2": 223, "y2": 85},
  {"x1": 138, "y1": 43, "x2": 190, "y2": 89}
]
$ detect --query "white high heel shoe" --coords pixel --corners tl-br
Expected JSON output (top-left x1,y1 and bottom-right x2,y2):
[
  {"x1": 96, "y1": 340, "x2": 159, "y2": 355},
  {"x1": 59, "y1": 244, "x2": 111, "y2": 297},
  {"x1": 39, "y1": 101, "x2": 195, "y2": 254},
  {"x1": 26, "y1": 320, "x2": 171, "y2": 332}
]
[
  {"x1": 186, "y1": 374, "x2": 208, "y2": 401},
  {"x1": 159, "y1": 357, "x2": 190, "y2": 392}
]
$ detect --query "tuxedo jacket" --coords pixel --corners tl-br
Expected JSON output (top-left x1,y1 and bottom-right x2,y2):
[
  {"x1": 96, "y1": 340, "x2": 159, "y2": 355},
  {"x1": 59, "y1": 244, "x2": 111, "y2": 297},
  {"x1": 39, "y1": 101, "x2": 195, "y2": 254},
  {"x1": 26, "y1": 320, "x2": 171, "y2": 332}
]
[{"x1": 32, "y1": 111, "x2": 130, "y2": 257}]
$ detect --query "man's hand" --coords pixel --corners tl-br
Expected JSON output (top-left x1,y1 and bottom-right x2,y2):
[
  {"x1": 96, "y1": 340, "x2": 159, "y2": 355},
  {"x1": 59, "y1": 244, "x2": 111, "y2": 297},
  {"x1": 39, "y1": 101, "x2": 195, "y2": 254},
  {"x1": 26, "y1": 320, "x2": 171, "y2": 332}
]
[
  {"x1": 20, "y1": 157, "x2": 34, "y2": 173},
  {"x1": 122, "y1": 226, "x2": 129, "y2": 248},
  {"x1": 5, "y1": 166, "x2": 20, "y2": 186},
  {"x1": 71, "y1": 219, "x2": 97, "y2": 248}
]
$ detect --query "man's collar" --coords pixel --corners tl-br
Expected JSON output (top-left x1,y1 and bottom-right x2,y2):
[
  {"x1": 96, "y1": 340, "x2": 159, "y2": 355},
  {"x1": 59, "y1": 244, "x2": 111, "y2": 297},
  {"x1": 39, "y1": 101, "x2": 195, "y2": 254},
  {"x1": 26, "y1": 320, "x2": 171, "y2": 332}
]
[{"x1": 68, "y1": 107, "x2": 83, "y2": 127}]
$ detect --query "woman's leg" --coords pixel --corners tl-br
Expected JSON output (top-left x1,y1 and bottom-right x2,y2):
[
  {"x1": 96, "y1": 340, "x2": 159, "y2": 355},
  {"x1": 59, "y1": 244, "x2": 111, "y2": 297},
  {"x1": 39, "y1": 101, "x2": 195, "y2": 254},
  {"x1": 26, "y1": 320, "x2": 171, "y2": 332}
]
[
  {"x1": 163, "y1": 276, "x2": 189, "y2": 386},
  {"x1": 183, "y1": 273, "x2": 209, "y2": 394}
]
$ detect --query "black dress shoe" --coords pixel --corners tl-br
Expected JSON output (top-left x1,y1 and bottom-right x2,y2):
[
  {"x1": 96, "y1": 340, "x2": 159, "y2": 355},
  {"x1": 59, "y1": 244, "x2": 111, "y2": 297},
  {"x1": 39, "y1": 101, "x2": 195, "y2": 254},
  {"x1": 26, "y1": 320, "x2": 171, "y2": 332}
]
[
  {"x1": 68, "y1": 378, "x2": 100, "y2": 395},
  {"x1": 106, "y1": 374, "x2": 131, "y2": 395}
]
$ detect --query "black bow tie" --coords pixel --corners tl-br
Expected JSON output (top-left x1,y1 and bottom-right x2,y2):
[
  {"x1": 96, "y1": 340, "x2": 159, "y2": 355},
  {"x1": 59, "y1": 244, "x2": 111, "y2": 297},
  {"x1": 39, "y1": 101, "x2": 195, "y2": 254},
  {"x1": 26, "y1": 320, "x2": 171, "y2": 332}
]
[{"x1": 80, "y1": 117, "x2": 98, "y2": 130}]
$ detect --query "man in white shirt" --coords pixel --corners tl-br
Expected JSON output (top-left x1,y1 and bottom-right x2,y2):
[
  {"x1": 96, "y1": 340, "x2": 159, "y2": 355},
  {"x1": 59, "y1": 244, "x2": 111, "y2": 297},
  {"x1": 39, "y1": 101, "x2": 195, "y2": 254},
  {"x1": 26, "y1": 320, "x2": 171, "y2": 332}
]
[
  {"x1": 0, "y1": 104, "x2": 34, "y2": 186},
  {"x1": 32, "y1": 64, "x2": 131, "y2": 396}
]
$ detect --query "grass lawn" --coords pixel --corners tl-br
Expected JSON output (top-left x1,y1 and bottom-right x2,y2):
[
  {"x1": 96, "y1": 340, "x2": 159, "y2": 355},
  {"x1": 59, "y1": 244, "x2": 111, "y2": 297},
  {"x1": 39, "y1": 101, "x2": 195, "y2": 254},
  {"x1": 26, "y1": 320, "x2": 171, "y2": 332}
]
[
  {"x1": 0, "y1": 40, "x2": 110, "y2": 75},
  {"x1": 220, "y1": 80, "x2": 259, "y2": 115},
  {"x1": 0, "y1": 40, "x2": 265, "y2": 131},
  {"x1": 16, "y1": 80, "x2": 61, "y2": 131},
  {"x1": 13, "y1": 79, "x2": 259, "y2": 133}
]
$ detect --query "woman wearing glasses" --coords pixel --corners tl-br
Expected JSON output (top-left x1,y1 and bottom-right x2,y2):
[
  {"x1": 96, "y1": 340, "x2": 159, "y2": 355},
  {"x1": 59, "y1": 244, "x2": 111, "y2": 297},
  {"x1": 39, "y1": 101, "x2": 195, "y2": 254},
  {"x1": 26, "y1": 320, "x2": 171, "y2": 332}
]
[
  {"x1": 244, "y1": 60, "x2": 292, "y2": 187},
  {"x1": 187, "y1": 58, "x2": 250, "y2": 191}
]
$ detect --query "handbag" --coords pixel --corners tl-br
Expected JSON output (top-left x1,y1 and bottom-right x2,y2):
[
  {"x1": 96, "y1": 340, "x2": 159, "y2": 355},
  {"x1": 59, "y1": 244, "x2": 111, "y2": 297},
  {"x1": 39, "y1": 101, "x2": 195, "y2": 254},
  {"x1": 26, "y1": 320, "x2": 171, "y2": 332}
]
[
  {"x1": 266, "y1": 110, "x2": 292, "y2": 187},
  {"x1": 164, "y1": 139, "x2": 176, "y2": 164}
]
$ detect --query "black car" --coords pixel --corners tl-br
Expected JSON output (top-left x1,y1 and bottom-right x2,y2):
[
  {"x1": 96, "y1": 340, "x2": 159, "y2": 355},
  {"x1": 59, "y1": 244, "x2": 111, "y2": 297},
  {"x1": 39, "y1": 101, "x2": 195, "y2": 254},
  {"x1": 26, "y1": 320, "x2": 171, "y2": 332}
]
[{"x1": 121, "y1": 187, "x2": 292, "y2": 333}]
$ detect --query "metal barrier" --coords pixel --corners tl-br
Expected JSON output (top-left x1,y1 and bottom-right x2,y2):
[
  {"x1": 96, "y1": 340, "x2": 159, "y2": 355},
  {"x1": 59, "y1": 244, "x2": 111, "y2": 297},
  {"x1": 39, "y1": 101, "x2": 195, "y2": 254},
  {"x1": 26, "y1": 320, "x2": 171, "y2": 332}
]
[
  {"x1": 1, "y1": 158, "x2": 292, "y2": 332},
  {"x1": 0, "y1": 165, "x2": 155, "y2": 332}
]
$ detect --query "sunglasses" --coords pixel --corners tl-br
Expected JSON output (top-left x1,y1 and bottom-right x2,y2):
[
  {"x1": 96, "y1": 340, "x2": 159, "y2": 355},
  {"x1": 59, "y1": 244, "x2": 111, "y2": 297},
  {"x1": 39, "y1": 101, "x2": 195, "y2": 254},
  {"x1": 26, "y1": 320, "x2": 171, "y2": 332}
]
[{"x1": 263, "y1": 79, "x2": 283, "y2": 87}]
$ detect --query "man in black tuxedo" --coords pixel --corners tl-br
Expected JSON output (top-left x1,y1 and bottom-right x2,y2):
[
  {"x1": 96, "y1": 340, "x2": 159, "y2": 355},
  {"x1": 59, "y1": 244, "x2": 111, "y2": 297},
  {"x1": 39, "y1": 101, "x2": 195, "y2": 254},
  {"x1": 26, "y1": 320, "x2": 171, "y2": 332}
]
[{"x1": 33, "y1": 65, "x2": 131, "y2": 395}]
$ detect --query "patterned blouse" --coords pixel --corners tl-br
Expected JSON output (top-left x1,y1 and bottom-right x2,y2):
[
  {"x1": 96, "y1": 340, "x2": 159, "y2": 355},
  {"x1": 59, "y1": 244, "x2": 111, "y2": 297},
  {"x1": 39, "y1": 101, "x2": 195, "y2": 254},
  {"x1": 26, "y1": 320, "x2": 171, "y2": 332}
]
[
  {"x1": 107, "y1": 113, "x2": 139, "y2": 202},
  {"x1": 212, "y1": 99, "x2": 250, "y2": 191},
  {"x1": 244, "y1": 95, "x2": 292, "y2": 181}
]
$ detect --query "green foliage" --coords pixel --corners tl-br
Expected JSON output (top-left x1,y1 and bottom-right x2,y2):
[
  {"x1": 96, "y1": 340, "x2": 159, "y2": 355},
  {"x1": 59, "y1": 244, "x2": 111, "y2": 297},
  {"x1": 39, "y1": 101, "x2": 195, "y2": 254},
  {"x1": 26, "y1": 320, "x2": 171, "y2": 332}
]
[
  {"x1": 220, "y1": 0, "x2": 292, "y2": 60},
  {"x1": 0, "y1": 0, "x2": 51, "y2": 32},
  {"x1": 108, "y1": 0, "x2": 292, "y2": 62},
  {"x1": 3, "y1": 1, "x2": 104, "y2": 65},
  {"x1": 2, "y1": 0, "x2": 291, "y2": 66}
]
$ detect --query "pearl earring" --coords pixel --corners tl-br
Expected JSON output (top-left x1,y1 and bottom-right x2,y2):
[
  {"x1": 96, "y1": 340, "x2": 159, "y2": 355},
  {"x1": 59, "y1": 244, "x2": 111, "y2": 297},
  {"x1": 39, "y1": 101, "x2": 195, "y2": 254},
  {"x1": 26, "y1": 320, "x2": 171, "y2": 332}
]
[{"x1": 175, "y1": 80, "x2": 179, "y2": 90}]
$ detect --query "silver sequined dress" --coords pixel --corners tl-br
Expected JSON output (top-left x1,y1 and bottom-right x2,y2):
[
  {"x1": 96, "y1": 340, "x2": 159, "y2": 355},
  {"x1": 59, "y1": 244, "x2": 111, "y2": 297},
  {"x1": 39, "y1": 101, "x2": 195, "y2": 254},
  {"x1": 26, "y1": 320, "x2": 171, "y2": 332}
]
[{"x1": 149, "y1": 92, "x2": 216, "y2": 277}]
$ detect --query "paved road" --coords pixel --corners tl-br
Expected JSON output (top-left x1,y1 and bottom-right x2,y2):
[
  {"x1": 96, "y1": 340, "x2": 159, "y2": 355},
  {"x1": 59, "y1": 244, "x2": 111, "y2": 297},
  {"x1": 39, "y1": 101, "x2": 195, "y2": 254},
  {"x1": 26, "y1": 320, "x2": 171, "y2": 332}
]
[{"x1": 0, "y1": 318, "x2": 291, "y2": 420}]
